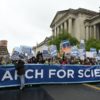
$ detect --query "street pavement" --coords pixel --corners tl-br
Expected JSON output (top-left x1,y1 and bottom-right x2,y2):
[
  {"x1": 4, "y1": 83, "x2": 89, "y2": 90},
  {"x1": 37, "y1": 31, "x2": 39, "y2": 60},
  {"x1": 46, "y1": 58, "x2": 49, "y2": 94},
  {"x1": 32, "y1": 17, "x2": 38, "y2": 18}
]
[
  {"x1": 0, "y1": 84, "x2": 100, "y2": 100},
  {"x1": 42, "y1": 84, "x2": 100, "y2": 100}
]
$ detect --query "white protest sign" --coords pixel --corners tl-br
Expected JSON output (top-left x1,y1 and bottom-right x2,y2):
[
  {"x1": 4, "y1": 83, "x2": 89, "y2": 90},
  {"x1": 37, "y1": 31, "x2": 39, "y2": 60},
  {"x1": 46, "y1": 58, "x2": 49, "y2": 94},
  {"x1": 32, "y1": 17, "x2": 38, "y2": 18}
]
[
  {"x1": 42, "y1": 45, "x2": 48, "y2": 51},
  {"x1": 71, "y1": 46, "x2": 79, "y2": 57},
  {"x1": 20, "y1": 46, "x2": 32, "y2": 55},
  {"x1": 79, "y1": 49, "x2": 86, "y2": 55},
  {"x1": 98, "y1": 50, "x2": 100, "y2": 54},
  {"x1": 90, "y1": 48, "x2": 97, "y2": 57},
  {"x1": 42, "y1": 50, "x2": 50, "y2": 59},
  {"x1": 79, "y1": 49, "x2": 86, "y2": 59},
  {"x1": 86, "y1": 52, "x2": 94, "y2": 58},
  {"x1": 11, "y1": 47, "x2": 20, "y2": 60},
  {"x1": 49, "y1": 45, "x2": 57, "y2": 57},
  {"x1": 80, "y1": 40, "x2": 85, "y2": 44}
]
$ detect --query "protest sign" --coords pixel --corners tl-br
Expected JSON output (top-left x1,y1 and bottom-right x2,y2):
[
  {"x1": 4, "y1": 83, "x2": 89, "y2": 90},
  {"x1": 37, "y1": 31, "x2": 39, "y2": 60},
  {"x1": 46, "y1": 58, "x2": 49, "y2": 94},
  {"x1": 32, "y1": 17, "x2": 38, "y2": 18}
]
[
  {"x1": 60, "y1": 40, "x2": 71, "y2": 54},
  {"x1": 42, "y1": 50, "x2": 50, "y2": 59},
  {"x1": 71, "y1": 46, "x2": 79, "y2": 57},
  {"x1": 90, "y1": 48, "x2": 97, "y2": 57},
  {"x1": 11, "y1": 47, "x2": 22, "y2": 60},
  {"x1": 20, "y1": 46, "x2": 32, "y2": 54},
  {"x1": 86, "y1": 52, "x2": 94, "y2": 58},
  {"x1": 80, "y1": 40, "x2": 85, "y2": 49},
  {"x1": 49, "y1": 45, "x2": 57, "y2": 57}
]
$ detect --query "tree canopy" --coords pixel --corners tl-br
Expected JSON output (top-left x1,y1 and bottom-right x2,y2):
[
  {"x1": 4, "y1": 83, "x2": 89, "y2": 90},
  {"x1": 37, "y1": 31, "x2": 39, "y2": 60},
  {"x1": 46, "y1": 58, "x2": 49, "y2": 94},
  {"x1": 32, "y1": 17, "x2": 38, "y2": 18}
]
[
  {"x1": 86, "y1": 38, "x2": 100, "y2": 51},
  {"x1": 48, "y1": 31, "x2": 79, "y2": 50}
]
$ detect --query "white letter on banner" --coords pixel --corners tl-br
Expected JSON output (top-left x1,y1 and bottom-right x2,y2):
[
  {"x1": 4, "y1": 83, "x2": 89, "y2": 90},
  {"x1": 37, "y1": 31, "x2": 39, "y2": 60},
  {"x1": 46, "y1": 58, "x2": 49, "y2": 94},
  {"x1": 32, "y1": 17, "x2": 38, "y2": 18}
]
[
  {"x1": 94, "y1": 69, "x2": 100, "y2": 77},
  {"x1": 49, "y1": 69, "x2": 56, "y2": 78},
  {"x1": 78, "y1": 70, "x2": 84, "y2": 78},
  {"x1": 2, "y1": 71, "x2": 13, "y2": 81},
  {"x1": 57, "y1": 70, "x2": 66, "y2": 78},
  {"x1": 35, "y1": 69, "x2": 43, "y2": 79},
  {"x1": 84, "y1": 70, "x2": 90, "y2": 78},
  {"x1": 67, "y1": 70, "x2": 74, "y2": 78},
  {"x1": 25, "y1": 69, "x2": 34, "y2": 79},
  {"x1": 14, "y1": 71, "x2": 18, "y2": 80}
]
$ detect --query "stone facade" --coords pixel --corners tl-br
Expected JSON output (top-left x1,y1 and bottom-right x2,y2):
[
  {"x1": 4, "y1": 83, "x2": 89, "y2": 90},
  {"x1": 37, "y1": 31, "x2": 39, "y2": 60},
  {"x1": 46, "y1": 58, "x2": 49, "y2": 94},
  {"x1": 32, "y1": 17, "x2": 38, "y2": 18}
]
[
  {"x1": 0, "y1": 40, "x2": 7, "y2": 47},
  {"x1": 33, "y1": 36, "x2": 53, "y2": 55},
  {"x1": 50, "y1": 8, "x2": 100, "y2": 41},
  {"x1": 0, "y1": 40, "x2": 9, "y2": 56}
]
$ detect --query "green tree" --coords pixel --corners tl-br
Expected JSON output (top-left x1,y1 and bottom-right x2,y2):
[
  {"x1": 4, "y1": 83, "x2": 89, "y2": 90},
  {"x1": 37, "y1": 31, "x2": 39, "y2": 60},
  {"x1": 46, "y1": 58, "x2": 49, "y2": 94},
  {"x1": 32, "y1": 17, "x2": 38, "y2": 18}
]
[
  {"x1": 86, "y1": 38, "x2": 100, "y2": 51},
  {"x1": 48, "y1": 31, "x2": 79, "y2": 50}
]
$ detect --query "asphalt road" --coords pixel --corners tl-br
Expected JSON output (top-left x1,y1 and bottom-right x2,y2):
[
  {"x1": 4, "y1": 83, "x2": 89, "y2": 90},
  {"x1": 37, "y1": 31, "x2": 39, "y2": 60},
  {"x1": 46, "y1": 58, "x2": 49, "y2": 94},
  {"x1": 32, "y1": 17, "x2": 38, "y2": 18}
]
[
  {"x1": 42, "y1": 84, "x2": 100, "y2": 100},
  {"x1": 0, "y1": 84, "x2": 100, "y2": 100}
]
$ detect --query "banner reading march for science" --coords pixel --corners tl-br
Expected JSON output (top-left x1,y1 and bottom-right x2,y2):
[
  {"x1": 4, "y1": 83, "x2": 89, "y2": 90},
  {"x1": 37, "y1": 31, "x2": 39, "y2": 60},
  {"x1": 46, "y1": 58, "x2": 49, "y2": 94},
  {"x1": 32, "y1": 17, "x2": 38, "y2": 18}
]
[{"x1": 0, "y1": 64, "x2": 100, "y2": 87}]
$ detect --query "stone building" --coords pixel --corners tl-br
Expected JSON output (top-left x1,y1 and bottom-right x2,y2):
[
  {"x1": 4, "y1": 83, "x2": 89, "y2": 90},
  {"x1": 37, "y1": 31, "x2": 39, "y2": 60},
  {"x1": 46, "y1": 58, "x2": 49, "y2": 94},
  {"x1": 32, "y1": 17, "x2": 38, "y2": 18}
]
[
  {"x1": 0, "y1": 40, "x2": 10, "y2": 64},
  {"x1": 33, "y1": 36, "x2": 53, "y2": 55},
  {"x1": 0, "y1": 40, "x2": 9, "y2": 56},
  {"x1": 50, "y1": 8, "x2": 100, "y2": 41}
]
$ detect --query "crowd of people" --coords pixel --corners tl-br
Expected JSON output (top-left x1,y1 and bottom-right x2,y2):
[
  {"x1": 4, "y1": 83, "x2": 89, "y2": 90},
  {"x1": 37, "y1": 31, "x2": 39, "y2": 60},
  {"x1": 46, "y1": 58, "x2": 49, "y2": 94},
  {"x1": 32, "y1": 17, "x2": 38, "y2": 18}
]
[
  {"x1": 0, "y1": 51, "x2": 100, "y2": 90},
  {"x1": 0, "y1": 51, "x2": 100, "y2": 66},
  {"x1": 27, "y1": 51, "x2": 100, "y2": 65}
]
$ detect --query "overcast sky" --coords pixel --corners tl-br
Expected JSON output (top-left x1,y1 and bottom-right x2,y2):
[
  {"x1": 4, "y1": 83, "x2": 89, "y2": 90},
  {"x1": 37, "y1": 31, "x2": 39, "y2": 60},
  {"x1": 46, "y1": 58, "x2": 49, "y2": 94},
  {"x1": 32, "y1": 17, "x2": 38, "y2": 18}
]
[{"x1": 0, "y1": 0, "x2": 100, "y2": 53}]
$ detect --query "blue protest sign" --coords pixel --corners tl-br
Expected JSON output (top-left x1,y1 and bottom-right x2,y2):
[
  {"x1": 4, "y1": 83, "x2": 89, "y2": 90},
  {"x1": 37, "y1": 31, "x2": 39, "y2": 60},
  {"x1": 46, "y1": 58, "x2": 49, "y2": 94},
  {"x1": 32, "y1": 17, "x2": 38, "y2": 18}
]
[
  {"x1": 60, "y1": 40, "x2": 70, "y2": 48},
  {"x1": 20, "y1": 46, "x2": 32, "y2": 55}
]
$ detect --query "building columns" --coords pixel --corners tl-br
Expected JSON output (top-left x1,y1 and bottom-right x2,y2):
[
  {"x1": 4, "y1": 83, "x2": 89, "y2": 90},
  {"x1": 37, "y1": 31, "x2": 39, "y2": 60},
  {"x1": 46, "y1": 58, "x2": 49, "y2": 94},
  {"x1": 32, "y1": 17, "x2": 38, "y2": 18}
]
[
  {"x1": 93, "y1": 25, "x2": 96, "y2": 39},
  {"x1": 91, "y1": 26, "x2": 94, "y2": 38},
  {"x1": 68, "y1": 18, "x2": 72, "y2": 34},
  {"x1": 86, "y1": 26, "x2": 89, "y2": 40},
  {"x1": 60, "y1": 24, "x2": 63, "y2": 33},
  {"x1": 57, "y1": 27, "x2": 59, "y2": 35},
  {"x1": 89, "y1": 26, "x2": 92, "y2": 38},
  {"x1": 97, "y1": 25, "x2": 100, "y2": 40},
  {"x1": 54, "y1": 26, "x2": 57, "y2": 36},
  {"x1": 52, "y1": 29, "x2": 55, "y2": 37},
  {"x1": 64, "y1": 21, "x2": 67, "y2": 32}
]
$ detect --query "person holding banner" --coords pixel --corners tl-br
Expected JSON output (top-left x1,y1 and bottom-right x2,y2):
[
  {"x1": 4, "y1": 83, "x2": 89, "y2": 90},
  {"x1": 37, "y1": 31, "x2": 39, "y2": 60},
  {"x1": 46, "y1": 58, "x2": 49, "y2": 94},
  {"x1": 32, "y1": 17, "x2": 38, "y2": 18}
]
[{"x1": 15, "y1": 59, "x2": 25, "y2": 90}]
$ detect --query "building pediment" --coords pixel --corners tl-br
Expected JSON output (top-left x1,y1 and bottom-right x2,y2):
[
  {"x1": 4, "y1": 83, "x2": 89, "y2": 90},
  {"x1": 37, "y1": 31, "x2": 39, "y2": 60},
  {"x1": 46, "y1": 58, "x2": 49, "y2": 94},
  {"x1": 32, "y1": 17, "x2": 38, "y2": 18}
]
[
  {"x1": 50, "y1": 11, "x2": 67, "y2": 27},
  {"x1": 50, "y1": 8, "x2": 98, "y2": 28}
]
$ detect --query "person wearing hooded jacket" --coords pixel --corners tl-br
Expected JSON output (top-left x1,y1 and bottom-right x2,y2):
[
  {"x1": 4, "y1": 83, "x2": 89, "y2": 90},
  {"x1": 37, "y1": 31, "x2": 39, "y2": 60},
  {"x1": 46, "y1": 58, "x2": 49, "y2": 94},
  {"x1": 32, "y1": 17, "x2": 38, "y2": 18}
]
[{"x1": 15, "y1": 59, "x2": 25, "y2": 90}]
